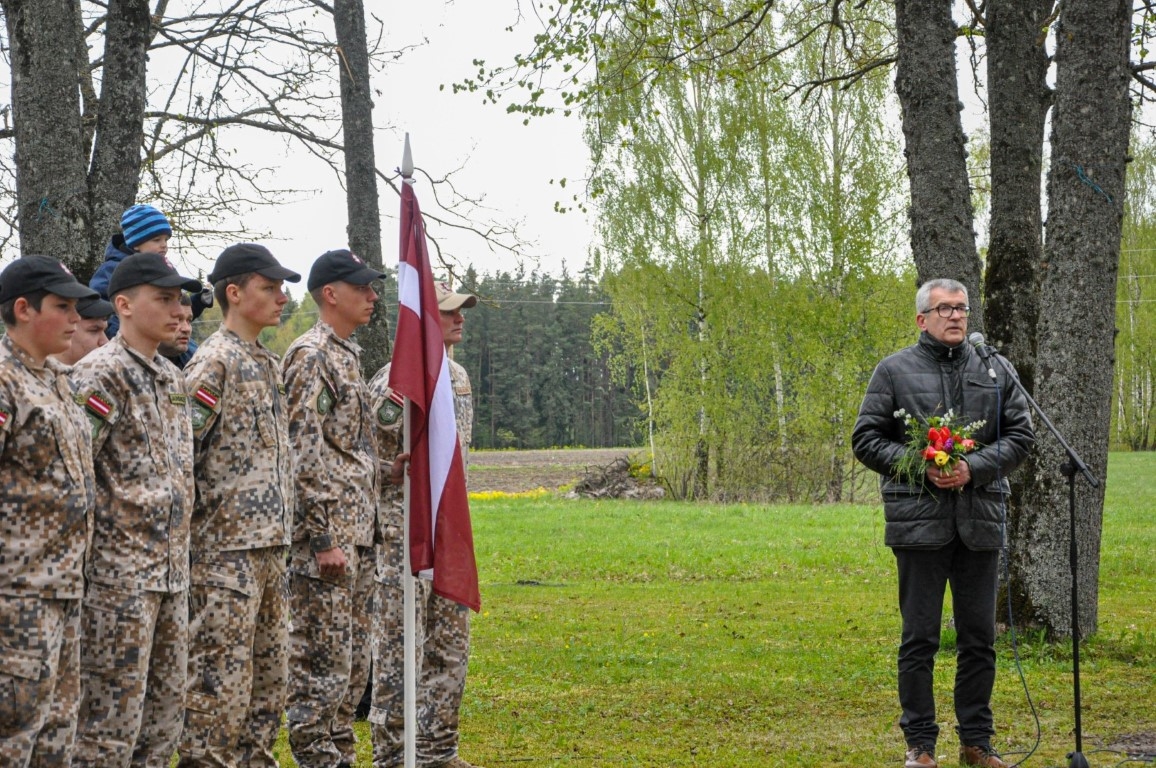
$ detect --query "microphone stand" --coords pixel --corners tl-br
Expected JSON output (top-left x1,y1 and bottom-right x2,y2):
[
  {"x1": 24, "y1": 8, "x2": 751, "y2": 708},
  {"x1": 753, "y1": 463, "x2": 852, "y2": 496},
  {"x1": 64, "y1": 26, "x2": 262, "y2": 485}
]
[{"x1": 991, "y1": 352, "x2": 1097, "y2": 768}]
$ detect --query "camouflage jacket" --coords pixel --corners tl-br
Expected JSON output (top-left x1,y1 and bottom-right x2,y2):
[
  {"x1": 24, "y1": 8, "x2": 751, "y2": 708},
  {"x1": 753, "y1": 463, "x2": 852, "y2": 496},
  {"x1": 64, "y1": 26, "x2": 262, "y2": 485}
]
[
  {"x1": 72, "y1": 336, "x2": 193, "y2": 592},
  {"x1": 0, "y1": 335, "x2": 94, "y2": 599},
  {"x1": 184, "y1": 328, "x2": 294, "y2": 554},
  {"x1": 282, "y1": 321, "x2": 379, "y2": 552},
  {"x1": 367, "y1": 358, "x2": 472, "y2": 529}
]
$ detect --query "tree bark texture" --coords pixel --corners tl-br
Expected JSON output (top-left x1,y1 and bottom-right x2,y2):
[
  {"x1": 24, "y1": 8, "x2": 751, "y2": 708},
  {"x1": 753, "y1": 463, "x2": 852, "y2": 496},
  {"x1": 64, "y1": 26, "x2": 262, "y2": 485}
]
[
  {"x1": 983, "y1": 0, "x2": 1053, "y2": 627},
  {"x1": 982, "y1": 0, "x2": 1052, "y2": 386},
  {"x1": 893, "y1": 0, "x2": 982, "y2": 315},
  {"x1": 334, "y1": 0, "x2": 389, "y2": 378},
  {"x1": 86, "y1": 0, "x2": 152, "y2": 275},
  {"x1": 1010, "y1": 0, "x2": 1131, "y2": 638},
  {"x1": 2, "y1": 0, "x2": 89, "y2": 262}
]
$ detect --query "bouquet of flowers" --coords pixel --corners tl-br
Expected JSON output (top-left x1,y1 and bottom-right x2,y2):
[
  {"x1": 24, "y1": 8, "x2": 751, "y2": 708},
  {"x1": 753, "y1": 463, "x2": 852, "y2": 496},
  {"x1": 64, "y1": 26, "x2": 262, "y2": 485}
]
[{"x1": 893, "y1": 408, "x2": 985, "y2": 485}]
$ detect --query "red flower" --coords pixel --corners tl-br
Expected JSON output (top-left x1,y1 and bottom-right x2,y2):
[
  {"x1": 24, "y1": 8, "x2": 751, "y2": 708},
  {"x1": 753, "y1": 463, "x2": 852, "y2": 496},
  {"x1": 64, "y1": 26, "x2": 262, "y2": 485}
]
[{"x1": 922, "y1": 445, "x2": 939, "y2": 461}]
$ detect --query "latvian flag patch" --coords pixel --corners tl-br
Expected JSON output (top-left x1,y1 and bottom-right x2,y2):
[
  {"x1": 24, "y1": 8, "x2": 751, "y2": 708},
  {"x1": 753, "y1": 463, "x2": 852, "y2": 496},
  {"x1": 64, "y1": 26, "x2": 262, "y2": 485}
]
[
  {"x1": 86, "y1": 393, "x2": 112, "y2": 420},
  {"x1": 194, "y1": 386, "x2": 220, "y2": 410},
  {"x1": 0, "y1": 409, "x2": 10, "y2": 427}
]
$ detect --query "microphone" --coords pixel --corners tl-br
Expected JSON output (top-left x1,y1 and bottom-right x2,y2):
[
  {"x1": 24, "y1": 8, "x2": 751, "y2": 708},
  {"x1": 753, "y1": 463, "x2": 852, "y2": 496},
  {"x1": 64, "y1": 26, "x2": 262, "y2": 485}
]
[{"x1": 968, "y1": 332, "x2": 997, "y2": 380}]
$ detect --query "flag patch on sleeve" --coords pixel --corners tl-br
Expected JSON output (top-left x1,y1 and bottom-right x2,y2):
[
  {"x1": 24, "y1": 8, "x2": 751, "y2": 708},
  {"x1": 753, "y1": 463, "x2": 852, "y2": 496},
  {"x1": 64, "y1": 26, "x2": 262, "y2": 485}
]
[
  {"x1": 193, "y1": 386, "x2": 220, "y2": 410},
  {"x1": 0, "y1": 409, "x2": 10, "y2": 427},
  {"x1": 85, "y1": 393, "x2": 113, "y2": 419}
]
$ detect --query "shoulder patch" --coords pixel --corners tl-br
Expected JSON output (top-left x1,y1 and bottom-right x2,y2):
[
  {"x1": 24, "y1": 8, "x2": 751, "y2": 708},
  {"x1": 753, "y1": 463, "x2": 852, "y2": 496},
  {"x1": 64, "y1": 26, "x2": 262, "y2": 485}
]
[
  {"x1": 316, "y1": 385, "x2": 335, "y2": 415},
  {"x1": 193, "y1": 385, "x2": 221, "y2": 411},
  {"x1": 378, "y1": 391, "x2": 404, "y2": 426},
  {"x1": 0, "y1": 408, "x2": 10, "y2": 428},
  {"x1": 84, "y1": 392, "x2": 114, "y2": 421},
  {"x1": 191, "y1": 403, "x2": 213, "y2": 432}
]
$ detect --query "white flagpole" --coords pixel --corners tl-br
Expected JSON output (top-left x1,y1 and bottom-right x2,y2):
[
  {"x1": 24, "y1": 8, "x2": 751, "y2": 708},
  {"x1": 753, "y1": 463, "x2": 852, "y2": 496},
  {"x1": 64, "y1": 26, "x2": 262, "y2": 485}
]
[{"x1": 400, "y1": 134, "x2": 418, "y2": 768}]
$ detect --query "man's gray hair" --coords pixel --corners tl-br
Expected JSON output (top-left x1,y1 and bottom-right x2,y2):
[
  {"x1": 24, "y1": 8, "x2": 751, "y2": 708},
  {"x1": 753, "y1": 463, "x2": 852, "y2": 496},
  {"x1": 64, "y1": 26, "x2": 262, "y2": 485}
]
[{"x1": 916, "y1": 278, "x2": 969, "y2": 314}]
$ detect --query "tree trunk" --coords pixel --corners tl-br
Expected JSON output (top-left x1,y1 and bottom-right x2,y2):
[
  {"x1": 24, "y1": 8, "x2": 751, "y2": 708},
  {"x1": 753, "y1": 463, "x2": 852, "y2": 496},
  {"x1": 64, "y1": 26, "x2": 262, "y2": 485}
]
[
  {"x1": 893, "y1": 0, "x2": 983, "y2": 311},
  {"x1": 2, "y1": 0, "x2": 89, "y2": 260},
  {"x1": 333, "y1": 0, "x2": 389, "y2": 378},
  {"x1": 982, "y1": 0, "x2": 1052, "y2": 383},
  {"x1": 86, "y1": 0, "x2": 152, "y2": 276},
  {"x1": 983, "y1": 0, "x2": 1053, "y2": 628},
  {"x1": 1011, "y1": 0, "x2": 1131, "y2": 638}
]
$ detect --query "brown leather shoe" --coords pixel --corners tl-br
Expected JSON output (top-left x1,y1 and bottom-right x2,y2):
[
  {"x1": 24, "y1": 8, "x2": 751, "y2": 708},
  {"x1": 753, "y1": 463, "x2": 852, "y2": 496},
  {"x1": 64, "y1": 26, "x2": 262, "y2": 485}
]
[
  {"x1": 960, "y1": 744, "x2": 1009, "y2": 767},
  {"x1": 906, "y1": 745, "x2": 939, "y2": 767}
]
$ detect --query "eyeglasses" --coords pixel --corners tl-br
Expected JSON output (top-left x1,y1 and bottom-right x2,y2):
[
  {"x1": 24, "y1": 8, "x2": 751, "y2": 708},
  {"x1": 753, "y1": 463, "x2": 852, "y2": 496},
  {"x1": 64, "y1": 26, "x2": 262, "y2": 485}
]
[{"x1": 923, "y1": 304, "x2": 970, "y2": 318}]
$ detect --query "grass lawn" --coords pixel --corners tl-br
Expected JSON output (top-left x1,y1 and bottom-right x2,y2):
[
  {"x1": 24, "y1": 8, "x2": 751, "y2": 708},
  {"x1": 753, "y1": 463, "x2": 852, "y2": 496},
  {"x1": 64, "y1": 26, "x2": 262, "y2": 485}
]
[{"x1": 271, "y1": 452, "x2": 1155, "y2": 767}]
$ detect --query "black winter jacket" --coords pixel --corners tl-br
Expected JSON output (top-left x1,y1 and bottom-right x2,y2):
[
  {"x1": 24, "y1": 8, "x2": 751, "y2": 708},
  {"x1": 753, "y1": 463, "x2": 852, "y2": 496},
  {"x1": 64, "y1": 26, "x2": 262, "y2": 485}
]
[{"x1": 851, "y1": 332, "x2": 1035, "y2": 550}]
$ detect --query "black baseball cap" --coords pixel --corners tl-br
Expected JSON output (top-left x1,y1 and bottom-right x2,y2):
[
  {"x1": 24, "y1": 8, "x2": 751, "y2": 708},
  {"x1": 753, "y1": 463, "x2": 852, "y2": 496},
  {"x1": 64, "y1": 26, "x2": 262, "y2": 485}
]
[
  {"x1": 208, "y1": 243, "x2": 301, "y2": 284},
  {"x1": 108, "y1": 252, "x2": 202, "y2": 296},
  {"x1": 0, "y1": 255, "x2": 98, "y2": 304},
  {"x1": 307, "y1": 249, "x2": 386, "y2": 292},
  {"x1": 77, "y1": 295, "x2": 115, "y2": 319}
]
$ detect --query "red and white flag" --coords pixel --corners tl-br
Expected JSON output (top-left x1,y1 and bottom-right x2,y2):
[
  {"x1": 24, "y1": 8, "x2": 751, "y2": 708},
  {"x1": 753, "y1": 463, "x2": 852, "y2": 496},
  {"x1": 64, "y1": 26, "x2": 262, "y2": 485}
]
[{"x1": 389, "y1": 178, "x2": 480, "y2": 612}]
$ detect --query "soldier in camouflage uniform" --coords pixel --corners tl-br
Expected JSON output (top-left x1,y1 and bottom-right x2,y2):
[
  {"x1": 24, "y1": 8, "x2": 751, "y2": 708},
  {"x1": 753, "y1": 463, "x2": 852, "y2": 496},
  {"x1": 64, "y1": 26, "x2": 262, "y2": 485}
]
[
  {"x1": 0, "y1": 256, "x2": 97, "y2": 767},
  {"x1": 71, "y1": 253, "x2": 201, "y2": 768},
  {"x1": 177, "y1": 244, "x2": 301, "y2": 767},
  {"x1": 369, "y1": 282, "x2": 482, "y2": 768},
  {"x1": 283, "y1": 249, "x2": 384, "y2": 768}
]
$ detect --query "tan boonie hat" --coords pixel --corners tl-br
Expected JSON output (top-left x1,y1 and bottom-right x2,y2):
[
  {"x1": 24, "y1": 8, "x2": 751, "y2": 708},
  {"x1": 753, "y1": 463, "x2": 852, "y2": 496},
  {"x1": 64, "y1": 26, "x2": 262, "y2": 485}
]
[{"x1": 436, "y1": 281, "x2": 477, "y2": 311}]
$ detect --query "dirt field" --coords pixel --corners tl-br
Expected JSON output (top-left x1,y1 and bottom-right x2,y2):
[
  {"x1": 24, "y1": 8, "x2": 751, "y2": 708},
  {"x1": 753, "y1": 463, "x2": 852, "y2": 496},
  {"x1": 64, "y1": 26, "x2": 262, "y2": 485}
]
[{"x1": 467, "y1": 447, "x2": 643, "y2": 493}]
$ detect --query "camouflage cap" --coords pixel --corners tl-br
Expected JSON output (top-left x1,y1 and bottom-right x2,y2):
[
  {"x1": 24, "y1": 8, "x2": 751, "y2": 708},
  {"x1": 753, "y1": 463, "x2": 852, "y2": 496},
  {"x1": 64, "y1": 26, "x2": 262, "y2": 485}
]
[{"x1": 436, "y1": 281, "x2": 477, "y2": 311}]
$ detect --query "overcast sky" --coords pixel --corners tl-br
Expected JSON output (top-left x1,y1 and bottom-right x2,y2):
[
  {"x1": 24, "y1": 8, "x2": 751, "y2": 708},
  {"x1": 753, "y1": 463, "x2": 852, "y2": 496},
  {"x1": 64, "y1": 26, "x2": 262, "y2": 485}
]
[{"x1": 233, "y1": 2, "x2": 594, "y2": 289}]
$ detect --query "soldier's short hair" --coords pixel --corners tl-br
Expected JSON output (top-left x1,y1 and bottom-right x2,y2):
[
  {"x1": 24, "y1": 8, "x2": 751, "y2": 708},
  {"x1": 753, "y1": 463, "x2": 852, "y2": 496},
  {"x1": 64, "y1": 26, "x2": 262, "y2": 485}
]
[
  {"x1": 214, "y1": 272, "x2": 259, "y2": 317},
  {"x1": 0, "y1": 290, "x2": 49, "y2": 326}
]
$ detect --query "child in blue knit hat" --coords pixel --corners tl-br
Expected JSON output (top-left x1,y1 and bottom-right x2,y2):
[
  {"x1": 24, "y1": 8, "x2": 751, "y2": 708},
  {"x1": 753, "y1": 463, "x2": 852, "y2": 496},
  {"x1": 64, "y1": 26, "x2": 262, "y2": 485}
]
[{"x1": 89, "y1": 205, "x2": 174, "y2": 338}]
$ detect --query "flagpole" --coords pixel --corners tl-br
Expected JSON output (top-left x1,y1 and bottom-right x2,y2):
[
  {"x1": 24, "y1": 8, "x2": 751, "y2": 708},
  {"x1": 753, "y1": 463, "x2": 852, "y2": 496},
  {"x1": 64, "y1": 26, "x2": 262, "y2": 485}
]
[{"x1": 400, "y1": 134, "x2": 418, "y2": 768}]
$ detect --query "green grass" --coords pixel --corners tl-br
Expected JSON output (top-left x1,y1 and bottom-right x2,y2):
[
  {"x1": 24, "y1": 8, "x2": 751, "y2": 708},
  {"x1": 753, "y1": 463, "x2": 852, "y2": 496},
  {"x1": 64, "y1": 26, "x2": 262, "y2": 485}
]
[{"x1": 268, "y1": 452, "x2": 1155, "y2": 767}]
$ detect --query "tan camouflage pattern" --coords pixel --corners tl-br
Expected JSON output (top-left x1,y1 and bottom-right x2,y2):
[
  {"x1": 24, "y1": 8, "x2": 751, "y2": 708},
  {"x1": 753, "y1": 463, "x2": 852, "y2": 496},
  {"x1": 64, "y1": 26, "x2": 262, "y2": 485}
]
[
  {"x1": 0, "y1": 334, "x2": 94, "y2": 600},
  {"x1": 73, "y1": 584, "x2": 188, "y2": 768},
  {"x1": 178, "y1": 546, "x2": 288, "y2": 768},
  {"x1": 71, "y1": 335, "x2": 194, "y2": 592},
  {"x1": 282, "y1": 321, "x2": 379, "y2": 553},
  {"x1": 282, "y1": 321, "x2": 379, "y2": 767},
  {"x1": 183, "y1": 328, "x2": 295, "y2": 552},
  {"x1": 369, "y1": 552, "x2": 471, "y2": 768},
  {"x1": 70, "y1": 336, "x2": 193, "y2": 767},
  {"x1": 447, "y1": 358, "x2": 473, "y2": 463},
  {"x1": 367, "y1": 358, "x2": 474, "y2": 767},
  {"x1": 178, "y1": 327, "x2": 294, "y2": 767},
  {"x1": 285, "y1": 544, "x2": 375, "y2": 768},
  {"x1": 366, "y1": 362, "x2": 405, "y2": 528},
  {"x1": 0, "y1": 597, "x2": 82, "y2": 767},
  {"x1": 0, "y1": 335, "x2": 92, "y2": 765}
]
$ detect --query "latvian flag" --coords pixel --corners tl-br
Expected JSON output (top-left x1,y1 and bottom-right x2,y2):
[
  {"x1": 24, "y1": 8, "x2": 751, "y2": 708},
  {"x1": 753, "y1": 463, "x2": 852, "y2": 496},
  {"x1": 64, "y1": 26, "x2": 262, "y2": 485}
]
[{"x1": 388, "y1": 177, "x2": 479, "y2": 612}]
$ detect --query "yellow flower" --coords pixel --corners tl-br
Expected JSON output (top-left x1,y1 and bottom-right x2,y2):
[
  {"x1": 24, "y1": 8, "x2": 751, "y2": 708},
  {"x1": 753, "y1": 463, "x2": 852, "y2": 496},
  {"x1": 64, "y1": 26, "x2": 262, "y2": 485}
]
[{"x1": 934, "y1": 451, "x2": 950, "y2": 467}]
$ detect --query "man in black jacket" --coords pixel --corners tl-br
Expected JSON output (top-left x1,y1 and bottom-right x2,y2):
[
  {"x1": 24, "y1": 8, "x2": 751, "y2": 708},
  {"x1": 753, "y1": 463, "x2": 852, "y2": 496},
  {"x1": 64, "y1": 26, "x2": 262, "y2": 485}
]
[{"x1": 852, "y1": 278, "x2": 1034, "y2": 768}]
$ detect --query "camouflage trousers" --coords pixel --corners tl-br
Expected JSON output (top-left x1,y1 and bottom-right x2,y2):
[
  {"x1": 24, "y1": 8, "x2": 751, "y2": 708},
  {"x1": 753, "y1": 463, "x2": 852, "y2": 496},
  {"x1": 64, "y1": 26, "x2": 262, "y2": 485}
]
[
  {"x1": 370, "y1": 524, "x2": 471, "y2": 768},
  {"x1": 74, "y1": 583, "x2": 188, "y2": 768},
  {"x1": 178, "y1": 546, "x2": 289, "y2": 768},
  {"x1": 286, "y1": 543, "x2": 375, "y2": 768},
  {"x1": 0, "y1": 596, "x2": 81, "y2": 768}
]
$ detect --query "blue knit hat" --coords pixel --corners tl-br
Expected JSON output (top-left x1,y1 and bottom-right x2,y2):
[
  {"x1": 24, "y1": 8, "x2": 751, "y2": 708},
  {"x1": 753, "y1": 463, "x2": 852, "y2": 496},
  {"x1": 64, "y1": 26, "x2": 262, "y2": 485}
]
[{"x1": 120, "y1": 204, "x2": 172, "y2": 249}]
